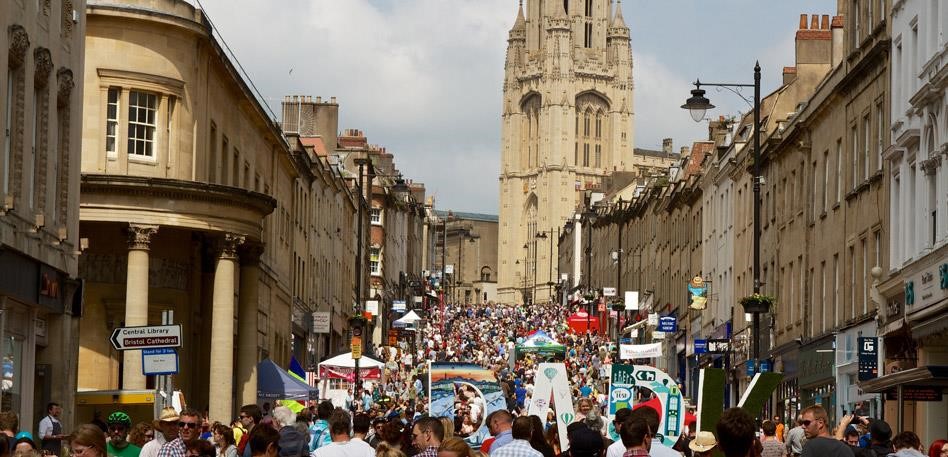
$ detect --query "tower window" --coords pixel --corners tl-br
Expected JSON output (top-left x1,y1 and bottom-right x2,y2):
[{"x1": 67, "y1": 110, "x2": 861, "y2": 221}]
[
  {"x1": 584, "y1": 22, "x2": 592, "y2": 48},
  {"x1": 585, "y1": 0, "x2": 592, "y2": 16},
  {"x1": 583, "y1": 143, "x2": 589, "y2": 166}
]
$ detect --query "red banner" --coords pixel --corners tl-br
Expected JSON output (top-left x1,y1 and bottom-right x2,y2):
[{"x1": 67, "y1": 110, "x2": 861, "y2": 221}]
[{"x1": 318, "y1": 365, "x2": 382, "y2": 380}]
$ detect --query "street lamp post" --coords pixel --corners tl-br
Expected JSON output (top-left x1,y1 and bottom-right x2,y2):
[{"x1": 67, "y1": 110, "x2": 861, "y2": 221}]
[
  {"x1": 533, "y1": 232, "x2": 547, "y2": 304},
  {"x1": 682, "y1": 62, "x2": 763, "y2": 372}
]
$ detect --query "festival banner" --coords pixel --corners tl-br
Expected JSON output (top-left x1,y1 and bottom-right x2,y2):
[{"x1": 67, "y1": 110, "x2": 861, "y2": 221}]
[
  {"x1": 428, "y1": 362, "x2": 505, "y2": 450},
  {"x1": 619, "y1": 342, "x2": 663, "y2": 359},
  {"x1": 608, "y1": 364, "x2": 635, "y2": 416},
  {"x1": 608, "y1": 365, "x2": 684, "y2": 447},
  {"x1": 528, "y1": 363, "x2": 575, "y2": 452}
]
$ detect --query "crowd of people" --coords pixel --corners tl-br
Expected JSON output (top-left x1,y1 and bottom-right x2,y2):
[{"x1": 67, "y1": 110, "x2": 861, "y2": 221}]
[{"x1": 0, "y1": 302, "x2": 943, "y2": 457}]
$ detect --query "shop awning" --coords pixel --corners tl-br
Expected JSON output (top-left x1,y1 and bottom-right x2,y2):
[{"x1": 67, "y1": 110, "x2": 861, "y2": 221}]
[{"x1": 858, "y1": 366, "x2": 948, "y2": 393}]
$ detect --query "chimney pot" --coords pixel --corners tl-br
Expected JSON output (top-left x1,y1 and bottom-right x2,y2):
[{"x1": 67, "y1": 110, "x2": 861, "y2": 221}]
[
  {"x1": 811, "y1": 14, "x2": 819, "y2": 30},
  {"x1": 800, "y1": 14, "x2": 808, "y2": 29},
  {"x1": 821, "y1": 14, "x2": 830, "y2": 30},
  {"x1": 316, "y1": 96, "x2": 322, "y2": 103},
  {"x1": 330, "y1": 96, "x2": 337, "y2": 104}
]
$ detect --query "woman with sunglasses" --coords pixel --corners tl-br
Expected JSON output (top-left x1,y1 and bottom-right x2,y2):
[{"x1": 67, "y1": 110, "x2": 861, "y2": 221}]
[{"x1": 69, "y1": 425, "x2": 106, "y2": 457}]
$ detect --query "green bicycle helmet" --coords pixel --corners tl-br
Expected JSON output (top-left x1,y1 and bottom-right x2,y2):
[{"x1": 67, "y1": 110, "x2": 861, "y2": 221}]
[{"x1": 107, "y1": 411, "x2": 132, "y2": 427}]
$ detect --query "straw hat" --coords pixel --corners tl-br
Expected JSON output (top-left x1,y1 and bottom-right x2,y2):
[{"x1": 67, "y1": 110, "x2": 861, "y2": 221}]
[
  {"x1": 689, "y1": 431, "x2": 717, "y2": 453},
  {"x1": 157, "y1": 406, "x2": 180, "y2": 422}
]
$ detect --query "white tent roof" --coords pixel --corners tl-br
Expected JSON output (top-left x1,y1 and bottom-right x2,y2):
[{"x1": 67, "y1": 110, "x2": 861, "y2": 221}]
[
  {"x1": 318, "y1": 352, "x2": 384, "y2": 369},
  {"x1": 394, "y1": 310, "x2": 422, "y2": 325}
]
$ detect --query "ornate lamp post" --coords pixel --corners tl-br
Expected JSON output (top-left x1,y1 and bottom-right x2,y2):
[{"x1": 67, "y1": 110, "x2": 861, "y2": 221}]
[{"x1": 682, "y1": 63, "x2": 764, "y2": 372}]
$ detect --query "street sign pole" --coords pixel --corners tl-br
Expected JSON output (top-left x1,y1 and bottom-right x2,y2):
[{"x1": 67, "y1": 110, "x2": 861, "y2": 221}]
[{"x1": 158, "y1": 310, "x2": 174, "y2": 413}]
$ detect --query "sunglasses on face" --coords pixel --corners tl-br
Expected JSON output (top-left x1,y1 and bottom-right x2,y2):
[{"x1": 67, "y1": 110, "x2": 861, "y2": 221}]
[{"x1": 178, "y1": 422, "x2": 199, "y2": 428}]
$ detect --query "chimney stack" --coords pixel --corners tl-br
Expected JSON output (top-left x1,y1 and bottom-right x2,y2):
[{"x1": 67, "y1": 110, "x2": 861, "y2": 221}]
[{"x1": 831, "y1": 15, "x2": 844, "y2": 66}]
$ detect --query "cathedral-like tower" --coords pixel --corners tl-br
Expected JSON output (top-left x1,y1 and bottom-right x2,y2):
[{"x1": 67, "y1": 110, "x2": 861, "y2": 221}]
[{"x1": 497, "y1": 0, "x2": 634, "y2": 304}]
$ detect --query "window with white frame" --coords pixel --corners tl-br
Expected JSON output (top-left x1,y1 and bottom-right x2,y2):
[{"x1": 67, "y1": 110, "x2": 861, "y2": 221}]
[
  {"x1": 370, "y1": 207, "x2": 382, "y2": 225},
  {"x1": 106, "y1": 87, "x2": 119, "y2": 156},
  {"x1": 127, "y1": 90, "x2": 157, "y2": 157},
  {"x1": 370, "y1": 247, "x2": 380, "y2": 275}
]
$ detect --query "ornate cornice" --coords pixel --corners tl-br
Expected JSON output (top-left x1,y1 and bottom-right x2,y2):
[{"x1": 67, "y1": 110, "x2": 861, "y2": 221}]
[
  {"x1": 127, "y1": 224, "x2": 159, "y2": 250},
  {"x1": 8, "y1": 25, "x2": 30, "y2": 69},
  {"x1": 56, "y1": 68, "x2": 74, "y2": 107},
  {"x1": 34, "y1": 48, "x2": 53, "y2": 88},
  {"x1": 81, "y1": 174, "x2": 277, "y2": 216}
]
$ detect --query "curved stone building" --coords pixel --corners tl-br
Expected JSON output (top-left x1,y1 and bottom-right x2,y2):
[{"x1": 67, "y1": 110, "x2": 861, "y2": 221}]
[{"x1": 76, "y1": 0, "x2": 357, "y2": 422}]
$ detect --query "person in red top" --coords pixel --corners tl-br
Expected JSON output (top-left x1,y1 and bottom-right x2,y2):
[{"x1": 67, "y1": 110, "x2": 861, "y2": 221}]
[{"x1": 236, "y1": 405, "x2": 262, "y2": 457}]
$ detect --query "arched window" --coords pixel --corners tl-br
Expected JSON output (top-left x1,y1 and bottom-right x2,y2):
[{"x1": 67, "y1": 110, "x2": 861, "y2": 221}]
[
  {"x1": 520, "y1": 93, "x2": 541, "y2": 169},
  {"x1": 575, "y1": 92, "x2": 609, "y2": 169},
  {"x1": 480, "y1": 266, "x2": 492, "y2": 282}
]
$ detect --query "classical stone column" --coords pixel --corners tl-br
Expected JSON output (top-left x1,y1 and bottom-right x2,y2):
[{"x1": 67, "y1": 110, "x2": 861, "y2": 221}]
[
  {"x1": 208, "y1": 233, "x2": 244, "y2": 422},
  {"x1": 123, "y1": 224, "x2": 158, "y2": 389},
  {"x1": 236, "y1": 241, "x2": 263, "y2": 406}
]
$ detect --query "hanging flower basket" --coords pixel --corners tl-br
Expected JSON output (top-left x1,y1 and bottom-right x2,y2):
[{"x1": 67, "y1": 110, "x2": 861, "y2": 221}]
[
  {"x1": 739, "y1": 293, "x2": 775, "y2": 314},
  {"x1": 611, "y1": 300, "x2": 625, "y2": 311}
]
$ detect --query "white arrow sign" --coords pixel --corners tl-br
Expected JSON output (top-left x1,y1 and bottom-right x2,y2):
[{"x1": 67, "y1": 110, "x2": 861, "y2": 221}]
[{"x1": 110, "y1": 325, "x2": 182, "y2": 350}]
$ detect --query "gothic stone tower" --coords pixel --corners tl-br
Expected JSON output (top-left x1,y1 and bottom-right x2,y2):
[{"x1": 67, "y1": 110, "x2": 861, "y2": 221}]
[{"x1": 497, "y1": 0, "x2": 634, "y2": 303}]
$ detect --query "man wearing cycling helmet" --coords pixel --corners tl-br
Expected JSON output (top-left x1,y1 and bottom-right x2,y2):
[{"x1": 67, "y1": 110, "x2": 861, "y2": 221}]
[{"x1": 107, "y1": 411, "x2": 142, "y2": 457}]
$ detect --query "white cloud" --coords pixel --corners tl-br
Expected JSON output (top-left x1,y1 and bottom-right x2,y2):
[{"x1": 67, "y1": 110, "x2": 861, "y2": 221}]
[{"x1": 191, "y1": 0, "x2": 805, "y2": 213}]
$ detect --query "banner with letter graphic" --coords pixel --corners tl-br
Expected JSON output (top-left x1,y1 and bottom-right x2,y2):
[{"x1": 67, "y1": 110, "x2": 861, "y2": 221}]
[
  {"x1": 610, "y1": 365, "x2": 684, "y2": 447},
  {"x1": 619, "y1": 342, "x2": 663, "y2": 359},
  {"x1": 528, "y1": 363, "x2": 575, "y2": 452}
]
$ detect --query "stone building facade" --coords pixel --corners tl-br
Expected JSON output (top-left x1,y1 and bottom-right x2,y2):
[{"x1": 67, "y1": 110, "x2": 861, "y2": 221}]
[
  {"x1": 76, "y1": 0, "x2": 359, "y2": 424},
  {"x1": 865, "y1": 0, "x2": 948, "y2": 443},
  {"x1": 436, "y1": 211, "x2": 499, "y2": 305},
  {"x1": 1, "y1": 0, "x2": 84, "y2": 430},
  {"x1": 497, "y1": 0, "x2": 636, "y2": 304}
]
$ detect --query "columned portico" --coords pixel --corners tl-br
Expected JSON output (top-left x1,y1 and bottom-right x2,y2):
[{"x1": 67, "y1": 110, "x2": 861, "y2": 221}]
[
  {"x1": 208, "y1": 233, "x2": 244, "y2": 422},
  {"x1": 123, "y1": 224, "x2": 158, "y2": 389},
  {"x1": 237, "y1": 242, "x2": 263, "y2": 406}
]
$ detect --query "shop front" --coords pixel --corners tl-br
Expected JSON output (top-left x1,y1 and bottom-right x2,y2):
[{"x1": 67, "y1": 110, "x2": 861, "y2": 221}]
[
  {"x1": 0, "y1": 248, "x2": 80, "y2": 430},
  {"x1": 861, "y1": 251, "x2": 948, "y2": 445},
  {"x1": 772, "y1": 344, "x2": 800, "y2": 422},
  {"x1": 834, "y1": 319, "x2": 882, "y2": 419},
  {"x1": 798, "y1": 336, "x2": 836, "y2": 422}
]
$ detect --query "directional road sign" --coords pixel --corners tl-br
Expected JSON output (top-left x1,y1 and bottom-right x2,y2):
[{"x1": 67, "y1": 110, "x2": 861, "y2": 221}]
[{"x1": 110, "y1": 325, "x2": 182, "y2": 351}]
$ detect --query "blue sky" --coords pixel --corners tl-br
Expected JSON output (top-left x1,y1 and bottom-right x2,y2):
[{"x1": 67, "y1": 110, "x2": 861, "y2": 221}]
[{"x1": 196, "y1": 0, "x2": 835, "y2": 214}]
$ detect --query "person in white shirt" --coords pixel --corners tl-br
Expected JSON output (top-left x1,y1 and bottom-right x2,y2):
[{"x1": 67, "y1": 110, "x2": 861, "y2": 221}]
[
  {"x1": 635, "y1": 407, "x2": 683, "y2": 457},
  {"x1": 311, "y1": 409, "x2": 374, "y2": 457},
  {"x1": 141, "y1": 407, "x2": 179, "y2": 457},
  {"x1": 37, "y1": 402, "x2": 64, "y2": 455},
  {"x1": 348, "y1": 414, "x2": 374, "y2": 455}
]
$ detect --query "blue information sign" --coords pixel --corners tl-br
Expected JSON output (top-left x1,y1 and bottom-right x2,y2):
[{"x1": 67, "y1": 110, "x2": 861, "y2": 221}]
[
  {"x1": 142, "y1": 348, "x2": 179, "y2": 375},
  {"x1": 694, "y1": 339, "x2": 708, "y2": 354},
  {"x1": 658, "y1": 316, "x2": 677, "y2": 333}
]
